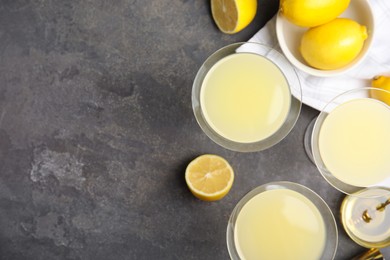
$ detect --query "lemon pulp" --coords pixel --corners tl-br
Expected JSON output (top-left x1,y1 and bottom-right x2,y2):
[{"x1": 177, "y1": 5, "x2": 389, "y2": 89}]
[
  {"x1": 185, "y1": 154, "x2": 234, "y2": 201},
  {"x1": 211, "y1": 0, "x2": 257, "y2": 34}
]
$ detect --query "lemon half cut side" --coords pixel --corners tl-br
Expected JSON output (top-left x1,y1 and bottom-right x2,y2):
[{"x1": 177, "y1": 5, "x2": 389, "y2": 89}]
[
  {"x1": 211, "y1": 0, "x2": 257, "y2": 34},
  {"x1": 185, "y1": 154, "x2": 234, "y2": 201}
]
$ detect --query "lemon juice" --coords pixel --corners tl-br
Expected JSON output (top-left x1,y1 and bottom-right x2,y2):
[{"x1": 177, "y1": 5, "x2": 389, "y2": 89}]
[
  {"x1": 200, "y1": 53, "x2": 291, "y2": 143},
  {"x1": 319, "y1": 98, "x2": 390, "y2": 187},
  {"x1": 234, "y1": 189, "x2": 326, "y2": 260}
]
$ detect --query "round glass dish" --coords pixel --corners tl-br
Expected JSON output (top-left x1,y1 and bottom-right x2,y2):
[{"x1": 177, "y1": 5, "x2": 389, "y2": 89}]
[
  {"x1": 340, "y1": 187, "x2": 390, "y2": 249},
  {"x1": 227, "y1": 181, "x2": 338, "y2": 260},
  {"x1": 311, "y1": 87, "x2": 390, "y2": 195},
  {"x1": 192, "y1": 42, "x2": 301, "y2": 152}
]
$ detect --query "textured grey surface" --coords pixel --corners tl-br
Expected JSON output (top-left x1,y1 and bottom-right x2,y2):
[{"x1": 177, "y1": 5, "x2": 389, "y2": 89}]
[{"x1": 0, "y1": 0, "x2": 372, "y2": 259}]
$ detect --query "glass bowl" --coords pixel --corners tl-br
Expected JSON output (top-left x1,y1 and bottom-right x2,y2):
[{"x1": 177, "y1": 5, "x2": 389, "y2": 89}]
[
  {"x1": 192, "y1": 42, "x2": 301, "y2": 152},
  {"x1": 311, "y1": 87, "x2": 390, "y2": 195},
  {"x1": 340, "y1": 187, "x2": 390, "y2": 249},
  {"x1": 227, "y1": 181, "x2": 338, "y2": 259}
]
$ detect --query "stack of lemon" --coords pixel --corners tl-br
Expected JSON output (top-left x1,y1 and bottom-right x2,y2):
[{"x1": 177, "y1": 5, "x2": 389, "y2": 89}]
[{"x1": 280, "y1": 0, "x2": 368, "y2": 70}]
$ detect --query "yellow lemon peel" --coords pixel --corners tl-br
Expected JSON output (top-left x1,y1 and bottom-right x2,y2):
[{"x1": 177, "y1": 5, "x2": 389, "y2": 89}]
[
  {"x1": 371, "y1": 76, "x2": 390, "y2": 106},
  {"x1": 280, "y1": 0, "x2": 350, "y2": 27},
  {"x1": 300, "y1": 18, "x2": 367, "y2": 70}
]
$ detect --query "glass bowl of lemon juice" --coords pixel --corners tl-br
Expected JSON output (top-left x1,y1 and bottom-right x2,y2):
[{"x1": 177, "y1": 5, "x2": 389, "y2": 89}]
[
  {"x1": 227, "y1": 181, "x2": 338, "y2": 259},
  {"x1": 192, "y1": 42, "x2": 301, "y2": 152},
  {"x1": 310, "y1": 87, "x2": 390, "y2": 248}
]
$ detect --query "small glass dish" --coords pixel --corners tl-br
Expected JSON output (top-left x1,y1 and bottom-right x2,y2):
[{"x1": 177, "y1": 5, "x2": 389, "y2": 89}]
[
  {"x1": 192, "y1": 42, "x2": 301, "y2": 152},
  {"x1": 340, "y1": 187, "x2": 390, "y2": 249}
]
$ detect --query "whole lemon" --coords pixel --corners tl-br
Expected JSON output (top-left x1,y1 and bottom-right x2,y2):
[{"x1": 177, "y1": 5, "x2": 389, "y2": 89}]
[
  {"x1": 300, "y1": 18, "x2": 367, "y2": 70},
  {"x1": 280, "y1": 0, "x2": 350, "y2": 27},
  {"x1": 371, "y1": 76, "x2": 390, "y2": 106}
]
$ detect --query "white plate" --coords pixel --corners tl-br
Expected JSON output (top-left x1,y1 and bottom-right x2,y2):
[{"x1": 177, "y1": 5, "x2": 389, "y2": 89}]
[{"x1": 276, "y1": 0, "x2": 375, "y2": 77}]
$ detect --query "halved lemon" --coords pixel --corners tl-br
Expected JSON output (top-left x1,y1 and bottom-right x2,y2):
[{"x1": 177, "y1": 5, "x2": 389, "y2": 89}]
[
  {"x1": 211, "y1": 0, "x2": 257, "y2": 34},
  {"x1": 185, "y1": 154, "x2": 234, "y2": 201}
]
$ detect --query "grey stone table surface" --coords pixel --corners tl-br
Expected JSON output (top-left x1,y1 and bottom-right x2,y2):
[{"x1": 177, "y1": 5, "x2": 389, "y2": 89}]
[{"x1": 0, "y1": 0, "x2": 381, "y2": 259}]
